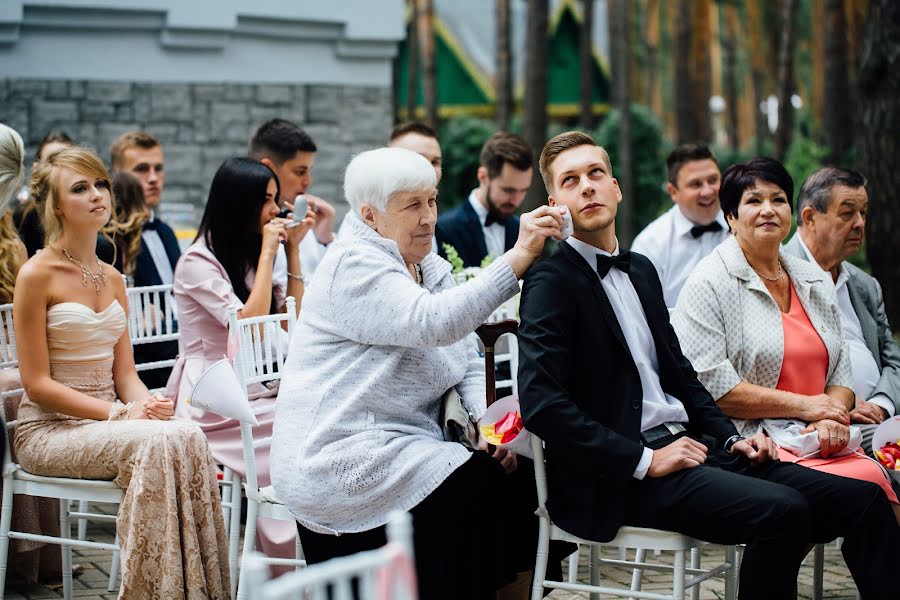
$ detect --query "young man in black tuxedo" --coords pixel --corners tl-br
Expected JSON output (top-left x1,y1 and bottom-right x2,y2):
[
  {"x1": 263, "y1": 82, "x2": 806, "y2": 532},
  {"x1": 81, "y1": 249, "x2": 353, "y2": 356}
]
[{"x1": 516, "y1": 131, "x2": 899, "y2": 600}]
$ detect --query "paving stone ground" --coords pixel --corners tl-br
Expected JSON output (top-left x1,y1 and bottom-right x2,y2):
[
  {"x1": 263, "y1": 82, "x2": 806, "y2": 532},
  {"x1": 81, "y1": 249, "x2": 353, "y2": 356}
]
[{"x1": 5, "y1": 507, "x2": 860, "y2": 600}]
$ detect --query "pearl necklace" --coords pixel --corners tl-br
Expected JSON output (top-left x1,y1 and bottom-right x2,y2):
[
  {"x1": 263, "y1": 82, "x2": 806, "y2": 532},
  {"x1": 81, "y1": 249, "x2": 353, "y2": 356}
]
[{"x1": 60, "y1": 247, "x2": 107, "y2": 295}]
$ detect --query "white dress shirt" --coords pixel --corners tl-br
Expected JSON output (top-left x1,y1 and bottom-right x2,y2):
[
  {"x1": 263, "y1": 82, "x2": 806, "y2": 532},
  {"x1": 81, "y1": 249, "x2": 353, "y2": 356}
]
[
  {"x1": 631, "y1": 205, "x2": 729, "y2": 308},
  {"x1": 143, "y1": 212, "x2": 173, "y2": 285},
  {"x1": 467, "y1": 190, "x2": 506, "y2": 261},
  {"x1": 796, "y1": 236, "x2": 893, "y2": 416},
  {"x1": 273, "y1": 230, "x2": 331, "y2": 289},
  {"x1": 567, "y1": 237, "x2": 690, "y2": 479}
]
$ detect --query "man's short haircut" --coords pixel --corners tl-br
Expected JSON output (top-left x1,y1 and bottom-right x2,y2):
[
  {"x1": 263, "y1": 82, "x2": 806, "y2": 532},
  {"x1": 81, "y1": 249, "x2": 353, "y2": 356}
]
[
  {"x1": 480, "y1": 131, "x2": 533, "y2": 179},
  {"x1": 248, "y1": 118, "x2": 317, "y2": 165},
  {"x1": 539, "y1": 131, "x2": 611, "y2": 193},
  {"x1": 344, "y1": 147, "x2": 436, "y2": 213},
  {"x1": 110, "y1": 131, "x2": 161, "y2": 170},
  {"x1": 666, "y1": 143, "x2": 717, "y2": 186},
  {"x1": 389, "y1": 121, "x2": 438, "y2": 143},
  {"x1": 720, "y1": 157, "x2": 794, "y2": 222},
  {"x1": 796, "y1": 167, "x2": 867, "y2": 219}
]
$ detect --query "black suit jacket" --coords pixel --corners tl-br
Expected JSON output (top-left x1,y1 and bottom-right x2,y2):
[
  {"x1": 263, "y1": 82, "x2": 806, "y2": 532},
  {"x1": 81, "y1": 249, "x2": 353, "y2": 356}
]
[
  {"x1": 435, "y1": 198, "x2": 519, "y2": 268},
  {"x1": 517, "y1": 241, "x2": 739, "y2": 542}
]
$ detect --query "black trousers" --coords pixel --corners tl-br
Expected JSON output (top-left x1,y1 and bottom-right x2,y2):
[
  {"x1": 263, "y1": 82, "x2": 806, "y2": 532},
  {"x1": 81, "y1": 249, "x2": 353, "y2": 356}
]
[
  {"x1": 297, "y1": 451, "x2": 572, "y2": 600},
  {"x1": 624, "y1": 436, "x2": 899, "y2": 600}
]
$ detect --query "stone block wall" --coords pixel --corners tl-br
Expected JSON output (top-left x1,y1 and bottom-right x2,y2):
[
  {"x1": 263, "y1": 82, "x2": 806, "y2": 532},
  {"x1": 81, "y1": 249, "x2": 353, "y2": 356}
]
[{"x1": 0, "y1": 79, "x2": 393, "y2": 231}]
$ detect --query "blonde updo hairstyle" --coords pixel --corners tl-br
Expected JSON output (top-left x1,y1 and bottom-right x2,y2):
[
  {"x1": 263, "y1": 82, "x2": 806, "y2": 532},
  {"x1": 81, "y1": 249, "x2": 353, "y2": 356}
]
[{"x1": 29, "y1": 146, "x2": 113, "y2": 246}]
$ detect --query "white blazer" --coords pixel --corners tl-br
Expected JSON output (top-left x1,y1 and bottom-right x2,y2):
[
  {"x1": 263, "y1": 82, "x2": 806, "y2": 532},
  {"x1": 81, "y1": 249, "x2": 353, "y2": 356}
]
[{"x1": 672, "y1": 235, "x2": 853, "y2": 438}]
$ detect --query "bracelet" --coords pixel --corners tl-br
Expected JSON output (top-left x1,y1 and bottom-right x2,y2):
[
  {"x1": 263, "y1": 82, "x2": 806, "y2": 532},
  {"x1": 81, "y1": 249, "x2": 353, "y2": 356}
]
[{"x1": 287, "y1": 271, "x2": 307, "y2": 284}]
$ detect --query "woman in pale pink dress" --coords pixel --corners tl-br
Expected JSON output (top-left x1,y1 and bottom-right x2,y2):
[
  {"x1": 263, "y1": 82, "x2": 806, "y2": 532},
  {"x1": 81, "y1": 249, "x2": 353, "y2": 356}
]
[{"x1": 166, "y1": 157, "x2": 313, "y2": 557}]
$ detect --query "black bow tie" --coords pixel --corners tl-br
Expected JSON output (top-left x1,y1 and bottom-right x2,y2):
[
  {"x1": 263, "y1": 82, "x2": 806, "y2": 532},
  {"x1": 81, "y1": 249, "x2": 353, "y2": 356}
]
[
  {"x1": 690, "y1": 221, "x2": 723, "y2": 238},
  {"x1": 596, "y1": 252, "x2": 631, "y2": 278},
  {"x1": 143, "y1": 220, "x2": 159, "y2": 231},
  {"x1": 484, "y1": 212, "x2": 509, "y2": 227}
]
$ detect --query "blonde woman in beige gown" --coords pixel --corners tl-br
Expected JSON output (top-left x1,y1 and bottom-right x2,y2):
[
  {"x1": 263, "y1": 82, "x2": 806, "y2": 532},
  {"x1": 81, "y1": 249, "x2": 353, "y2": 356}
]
[{"x1": 12, "y1": 146, "x2": 230, "y2": 599}]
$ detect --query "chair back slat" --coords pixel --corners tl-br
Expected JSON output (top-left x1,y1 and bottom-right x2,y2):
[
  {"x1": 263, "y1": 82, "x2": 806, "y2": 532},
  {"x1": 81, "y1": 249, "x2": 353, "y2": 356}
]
[
  {"x1": 245, "y1": 512, "x2": 416, "y2": 600},
  {"x1": 226, "y1": 298, "x2": 297, "y2": 498},
  {"x1": 125, "y1": 283, "x2": 179, "y2": 345},
  {"x1": 0, "y1": 302, "x2": 17, "y2": 368}
]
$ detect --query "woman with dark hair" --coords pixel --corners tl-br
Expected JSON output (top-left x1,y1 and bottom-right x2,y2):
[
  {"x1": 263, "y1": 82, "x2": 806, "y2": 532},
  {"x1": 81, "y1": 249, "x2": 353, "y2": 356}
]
[
  {"x1": 672, "y1": 157, "x2": 898, "y2": 519},
  {"x1": 166, "y1": 156, "x2": 314, "y2": 556},
  {"x1": 13, "y1": 131, "x2": 75, "y2": 256},
  {"x1": 96, "y1": 171, "x2": 150, "y2": 280}
]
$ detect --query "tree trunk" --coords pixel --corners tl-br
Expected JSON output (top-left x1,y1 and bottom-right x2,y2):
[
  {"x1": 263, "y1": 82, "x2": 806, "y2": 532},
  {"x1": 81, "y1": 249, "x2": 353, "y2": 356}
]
[
  {"x1": 773, "y1": 0, "x2": 798, "y2": 162},
  {"x1": 857, "y1": 0, "x2": 900, "y2": 328},
  {"x1": 673, "y1": 0, "x2": 696, "y2": 143},
  {"x1": 522, "y1": 0, "x2": 549, "y2": 212},
  {"x1": 579, "y1": 0, "x2": 595, "y2": 129},
  {"x1": 406, "y1": 0, "x2": 419, "y2": 121},
  {"x1": 722, "y1": 2, "x2": 740, "y2": 152},
  {"x1": 745, "y1": 0, "x2": 768, "y2": 154},
  {"x1": 610, "y1": 0, "x2": 634, "y2": 245},
  {"x1": 495, "y1": 0, "x2": 513, "y2": 130},
  {"x1": 823, "y1": 0, "x2": 852, "y2": 165},
  {"x1": 691, "y1": 0, "x2": 713, "y2": 143},
  {"x1": 416, "y1": 0, "x2": 438, "y2": 130},
  {"x1": 643, "y1": 0, "x2": 661, "y2": 115}
]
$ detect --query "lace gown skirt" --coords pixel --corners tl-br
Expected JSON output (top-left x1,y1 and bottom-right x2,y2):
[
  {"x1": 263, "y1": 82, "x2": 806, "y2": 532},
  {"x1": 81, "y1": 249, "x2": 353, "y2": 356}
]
[{"x1": 14, "y1": 358, "x2": 231, "y2": 599}]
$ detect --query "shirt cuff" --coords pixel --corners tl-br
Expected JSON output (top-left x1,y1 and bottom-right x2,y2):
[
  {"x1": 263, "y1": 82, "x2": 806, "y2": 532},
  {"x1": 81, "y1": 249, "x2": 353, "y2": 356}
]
[
  {"x1": 633, "y1": 447, "x2": 654, "y2": 480},
  {"x1": 868, "y1": 394, "x2": 896, "y2": 418}
]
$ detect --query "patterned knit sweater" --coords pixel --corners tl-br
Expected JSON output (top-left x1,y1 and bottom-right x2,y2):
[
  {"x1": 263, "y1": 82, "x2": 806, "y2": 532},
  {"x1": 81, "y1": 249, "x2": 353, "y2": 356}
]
[{"x1": 271, "y1": 214, "x2": 520, "y2": 533}]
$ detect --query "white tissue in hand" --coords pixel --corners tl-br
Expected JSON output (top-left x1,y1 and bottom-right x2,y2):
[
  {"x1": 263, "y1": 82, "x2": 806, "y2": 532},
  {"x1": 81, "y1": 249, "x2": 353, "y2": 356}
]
[
  {"x1": 560, "y1": 209, "x2": 574, "y2": 239},
  {"x1": 187, "y1": 358, "x2": 259, "y2": 426}
]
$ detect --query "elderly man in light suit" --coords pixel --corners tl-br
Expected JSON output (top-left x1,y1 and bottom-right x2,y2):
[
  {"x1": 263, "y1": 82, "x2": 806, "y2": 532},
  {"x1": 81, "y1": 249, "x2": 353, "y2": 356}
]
[{"x1": 784, "y1": 166, "x2": 900, "y2": 454}]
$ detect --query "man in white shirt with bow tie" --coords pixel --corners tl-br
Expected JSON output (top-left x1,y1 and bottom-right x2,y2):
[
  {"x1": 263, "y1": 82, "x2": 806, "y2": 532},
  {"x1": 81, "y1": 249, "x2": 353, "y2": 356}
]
[{"x1": 632, "y1": 144, "x2": 729, "y2": 307}]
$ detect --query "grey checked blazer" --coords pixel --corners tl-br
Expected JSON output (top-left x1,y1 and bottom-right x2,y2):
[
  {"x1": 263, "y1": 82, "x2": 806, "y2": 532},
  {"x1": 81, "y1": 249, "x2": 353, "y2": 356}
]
[
  {"x1": 672, "y1": 235, "x2": 853, "y2": 438},
  {"x1": 784, "y1": 234, "x2": 900, "y2": 414}
]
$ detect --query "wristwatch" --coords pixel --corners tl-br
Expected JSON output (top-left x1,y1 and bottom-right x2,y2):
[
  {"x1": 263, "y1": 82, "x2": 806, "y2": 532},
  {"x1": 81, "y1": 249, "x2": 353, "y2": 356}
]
[{"x1": 723, "y1": 435, "x2": 745, "y2": 453}]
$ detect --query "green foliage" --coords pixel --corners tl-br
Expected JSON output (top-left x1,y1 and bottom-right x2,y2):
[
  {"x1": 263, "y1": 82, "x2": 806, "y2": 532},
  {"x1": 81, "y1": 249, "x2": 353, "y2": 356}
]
[
  {"x1": 593, "y1": 105, "x2": 671, "y2": 231},
  {"x1": 442, "y1": 243, "x2": 465, "y2": 273},
  {"x1": 437, "y1": 116, "x2": 496, "y2": 211},
  {"x1": 480, "y1": 254, "x2": 495, "y2": 268}
]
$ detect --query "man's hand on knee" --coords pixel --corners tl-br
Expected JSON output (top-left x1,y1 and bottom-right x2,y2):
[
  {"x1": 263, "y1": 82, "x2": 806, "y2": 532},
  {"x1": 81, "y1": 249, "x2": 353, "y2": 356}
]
[
  {"x1": 647, "y1": 437, "x2": 707, "y2": 478},
  {"x1": 731, "y1": 432, "x2": 778, "y2": 465}
]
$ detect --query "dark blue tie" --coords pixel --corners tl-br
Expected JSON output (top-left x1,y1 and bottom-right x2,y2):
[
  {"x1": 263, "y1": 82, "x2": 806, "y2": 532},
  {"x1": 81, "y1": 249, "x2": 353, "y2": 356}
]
[
  {"x1": 484, "y1": 212, "x2": 508, "y2": 227},
  {"x1": 143, "y1": 219, "x2": 160, "y2": 231},
  {"x1": 596, "y1": 252, "x2": 632, "y2": 278}
]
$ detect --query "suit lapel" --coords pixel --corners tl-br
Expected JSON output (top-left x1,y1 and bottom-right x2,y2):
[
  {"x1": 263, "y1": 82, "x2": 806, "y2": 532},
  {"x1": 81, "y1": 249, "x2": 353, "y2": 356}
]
[
  {"x1": 461, "y1": 200, "x2": 489, "y2": 265},
  {"x1": 558, "y1": 243, "x2": 629, "y2": 352},
  {"x1": 846, "y1": 272, "x2": 881, "y2": 364}
]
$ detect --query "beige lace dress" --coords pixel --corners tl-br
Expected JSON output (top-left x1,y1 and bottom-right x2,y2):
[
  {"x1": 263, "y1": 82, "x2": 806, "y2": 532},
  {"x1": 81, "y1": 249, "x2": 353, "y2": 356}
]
[{"x1": 13, "y1": 301, "x2": 230, "y2": 599}]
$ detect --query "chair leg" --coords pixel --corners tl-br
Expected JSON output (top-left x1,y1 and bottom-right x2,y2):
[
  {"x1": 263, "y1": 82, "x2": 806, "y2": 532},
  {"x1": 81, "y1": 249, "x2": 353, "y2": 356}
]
[
  {"x1": 566, "y1": 544, "x2": 579, "y2": 583},
  {"x1": 77, "y1": 499, "x2": 89, "y2": 541},
  {"x1": 0, "y1": 476, "x2": 15, "y2": 599},
  {"x1": 107, "y1": 534, "x2": 120, "y2": 592},
  {"x1": 236, "y1": 498, "x2": 259, "y2": 600},
  {"x1": 295, "y1": 532, "x2": 304, "y2": 565},
  {"x1": 690, "y1": 547, "x2": 700, "y2": 600},
  {"x1": 673, "y1": 549, "x2": 686, "y2": 600},
  {"x1": 629, "y1": 547, "x2": 646, "y2": 600},
  {"x1": 530, "y1": 516, "x2": 551, "y2": 600},
  {"x1": 724, "y1": 545, "x2": 737, "y2": 600},
  {"x1": 589, "y1": 545, "x2": 600, "y2": 600},
  {"x1": 733, "y1": 545, "x2": 743, "y2": 593},
  {"x1": 59, "y1": 499, "x2": 73, "y2": 600},
  {"x1": 228, "y1": 473, "x2": 243, "y2": 599},
  {"x1": 812, "y1": 543, "x2": 825, "y2": 600}
]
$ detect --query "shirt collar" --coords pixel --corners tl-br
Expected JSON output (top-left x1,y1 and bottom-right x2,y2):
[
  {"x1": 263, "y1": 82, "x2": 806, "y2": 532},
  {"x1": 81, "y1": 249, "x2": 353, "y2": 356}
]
[
  {"x1": 796, "y1": 233, "x2": 847, "y2": 289},
  {"x1": 566, "y1": 236, "x2": 620, "y2": 265},
  {"x1": 671, "y1": 204, "x2": 727, "y2": 238},
  {"x1": 468, "y1": 190, "x2": 489, "y2": 224}
]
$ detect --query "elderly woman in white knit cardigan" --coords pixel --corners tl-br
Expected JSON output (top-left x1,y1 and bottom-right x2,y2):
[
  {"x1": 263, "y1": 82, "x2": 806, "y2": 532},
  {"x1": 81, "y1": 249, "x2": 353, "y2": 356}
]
[{"x1": 271, "y1": 147, "x2": 567, "y2": 600}]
